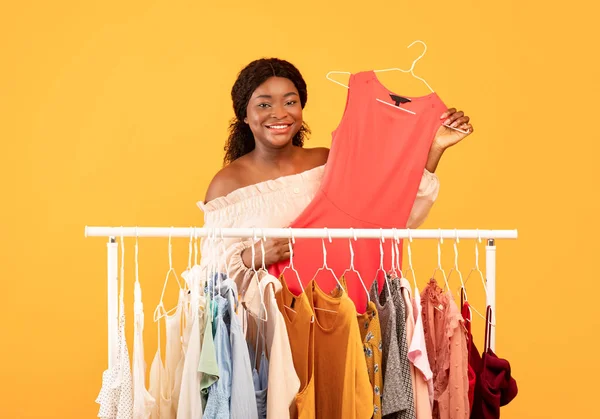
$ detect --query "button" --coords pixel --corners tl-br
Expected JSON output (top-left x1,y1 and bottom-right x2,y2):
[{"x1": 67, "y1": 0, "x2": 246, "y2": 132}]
[{"x1": 293, "y1": 187, "x2": 300, "y2": 194}]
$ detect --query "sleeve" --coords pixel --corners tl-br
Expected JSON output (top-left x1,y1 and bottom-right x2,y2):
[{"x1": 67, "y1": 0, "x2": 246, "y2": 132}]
[
  {"x1": 199, "y1": 229, "x2": 254, "y2": 297},
  {"x1": 406, "y1": 169, "x2": 440, "y2": 229}
]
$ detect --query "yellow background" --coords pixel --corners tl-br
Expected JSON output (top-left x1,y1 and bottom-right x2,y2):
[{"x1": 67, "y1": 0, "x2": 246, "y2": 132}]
[{"x1": 1, "y1": 0, "x2": 598, "y2": 417}]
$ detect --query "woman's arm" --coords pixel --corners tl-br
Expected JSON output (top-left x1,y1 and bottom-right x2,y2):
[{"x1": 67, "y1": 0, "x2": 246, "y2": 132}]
[{"x1": 407, "y1": 107, "x2": 475, "y2": 227}]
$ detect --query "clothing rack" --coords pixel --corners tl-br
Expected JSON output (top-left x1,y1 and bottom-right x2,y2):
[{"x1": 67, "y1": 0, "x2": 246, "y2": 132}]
[{"x1": 84, "y1": 226, "x2": 518, "y2": 368}]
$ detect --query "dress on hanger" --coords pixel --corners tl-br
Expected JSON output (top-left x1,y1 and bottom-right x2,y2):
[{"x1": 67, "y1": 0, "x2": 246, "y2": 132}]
[
  {"x1": 270, "y1": 71, "x2": 447, "y2": 310},
  {"x1": 401, "y1": 278, "x2": 433, "y2": 419},
  {"x1": 470, "y1": 306, "x2": 518, "y2": 419},
  {"x1": 410, "y1": 287, "x2": 434, "y2": 412},
  {"x1": 421, "y1": 279, "x2": 469, "y2": 419},
  {"x1": 176, "y1": 266, "x2": 206, "y2": 419},
  {"x1": 309, "y1": 279, "x2": 373, "y2": 419},
  {"x1": 132, "y1": 281, "x2": 156, "y2": 419},
  {"x1": 370, "y1": 279, "x2": 405, "y2": 418},
  {"x1": 390, "y1": 276, "x2": 417, "y2": 419},
  {"x1": 276, "y1": 274, "x2": 316, "y2": 419},
  {"x1": 96, "y1": 263, "x2": 134, "y2": 419}
]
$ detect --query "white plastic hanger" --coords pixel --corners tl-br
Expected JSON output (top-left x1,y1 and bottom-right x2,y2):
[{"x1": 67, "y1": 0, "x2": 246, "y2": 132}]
[
  {"x1": 446, "y1": 230, "x2": 484, "y2": 320},
  {"x1": 388, "y1": 228, "x2": 399, "y2": 279},
  {"x1": 342, "y1": 228, "x2": 370, "y2": 305},
  {"x1": 246, "y1": 229, "x2": 268, "y2": 322},
  {"x1": 374, "y1": 228, "x2": 392, "y2": 299},
  {"x1": 445, "y1": 229, "x2": 468, "y2": 294},
  {"x1": 326, "y1": 40, "x2": 470, "y2": 133},
  {"x1": 404, "y1": 228, "x2": 419, "y2": 292},
  {"x1": 311, "y1": 228, "x2": 343, "y2": 289},
  {"x1": 431, "y1": 229, "x2": 451, "y2": 300},
  {"x1": 393, "y1": 229, "x2": 405, "y2": 277},
  {"x1": 311, "y1": 228, "x2": 342, "y2": 314},
  {"x1": 281, "y1": 228, "x2": 304, "y2": 294},
  {"x1": 463, "y1": 229, "x2": 488, "y2": 321},
  {"x1": 154, "y1": 227, "x2": 184, "y2": 322}
]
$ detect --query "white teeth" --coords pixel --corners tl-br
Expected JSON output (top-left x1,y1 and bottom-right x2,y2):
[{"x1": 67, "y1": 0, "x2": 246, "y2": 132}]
[{"x1": 268, "y1": 125, "x2": 289, "y2": 129}]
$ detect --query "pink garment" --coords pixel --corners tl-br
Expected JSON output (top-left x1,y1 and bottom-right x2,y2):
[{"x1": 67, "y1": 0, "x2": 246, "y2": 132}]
[
  {"x1": 410, "y1": 288, "x2": 434, "y2": 409},
  {"x1": 401, "y1": 279, "x2": 432, "y2": 419},
  {"x1": 270, "y1": 71, "x2": 447, "y2": 311},
  {"x1": 421, "y1": 279, "x2": 469, "y2": 419}
]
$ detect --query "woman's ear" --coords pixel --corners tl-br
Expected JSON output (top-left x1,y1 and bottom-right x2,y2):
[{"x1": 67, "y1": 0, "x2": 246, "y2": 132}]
[{"x1": 243, "y1": 117, "x2": 248, "y2": 124}]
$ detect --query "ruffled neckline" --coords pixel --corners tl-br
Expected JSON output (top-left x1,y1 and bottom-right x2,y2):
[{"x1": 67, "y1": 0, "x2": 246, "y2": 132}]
[{"x1": 197, "y1": 164, "x2": 325, "y2": 213}]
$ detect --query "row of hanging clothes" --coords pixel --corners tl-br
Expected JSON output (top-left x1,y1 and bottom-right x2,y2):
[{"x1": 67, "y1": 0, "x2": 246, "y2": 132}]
[{"x1": 96, "y1": 231, "x2": 517, "y2": 419}]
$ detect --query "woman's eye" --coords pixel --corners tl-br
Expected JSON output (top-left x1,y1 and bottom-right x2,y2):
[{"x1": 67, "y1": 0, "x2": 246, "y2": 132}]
[
  {"x1": 286, "y1": 100, "x2": 297, "y2": 106},
  {"x1": 258, "y1": 103, "x2": 271, "y2": 108}
]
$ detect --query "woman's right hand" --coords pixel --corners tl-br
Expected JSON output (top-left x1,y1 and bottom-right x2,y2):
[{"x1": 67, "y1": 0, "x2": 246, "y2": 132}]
[{"x1": 241, "y1": 238, "x2": 291, "y2": 269}]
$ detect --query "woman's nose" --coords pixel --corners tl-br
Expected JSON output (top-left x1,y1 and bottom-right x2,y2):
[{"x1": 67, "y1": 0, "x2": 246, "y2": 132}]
[{"x1": 271, "y1": 104, "x2": 288, "y2": 119}]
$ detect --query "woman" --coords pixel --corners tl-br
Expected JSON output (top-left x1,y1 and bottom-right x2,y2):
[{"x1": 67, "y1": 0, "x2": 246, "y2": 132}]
[{"x1": 198, "y1": 58, "x2": 473, "y2": 291}]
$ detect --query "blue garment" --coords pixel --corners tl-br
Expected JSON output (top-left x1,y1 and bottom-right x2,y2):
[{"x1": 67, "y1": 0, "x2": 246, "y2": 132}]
[
  {"x1": 248, "y1": 342, "x2": 269, "y2": 419},
  {"x1": 221, "y1": 278, "x2": 259, "y2": 419},
  {"x1": 203, "y1": 294, "x2": 232, "y2": 419}
]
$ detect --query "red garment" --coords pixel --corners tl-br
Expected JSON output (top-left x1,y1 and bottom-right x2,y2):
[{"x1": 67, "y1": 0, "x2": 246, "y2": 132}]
[
  {"x1": 470, "y1": 306, "x2": 518, "y2": 419},
  {"x1": 270, "y1": 71, "x2": 447, "y2": 311},
  {"x1": 462, "y1": 301, "x2": 477, "y2": 410}
]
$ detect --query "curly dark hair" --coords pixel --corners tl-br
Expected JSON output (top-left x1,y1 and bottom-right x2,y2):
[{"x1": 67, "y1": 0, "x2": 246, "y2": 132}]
[{"x1": 223, "y1": 58, "x2": 310, "y2": 165}]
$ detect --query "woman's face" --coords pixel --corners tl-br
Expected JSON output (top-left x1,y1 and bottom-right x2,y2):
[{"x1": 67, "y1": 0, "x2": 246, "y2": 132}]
[{"x1": 245, "y1": 76, "x2": 303, "y2": 150}]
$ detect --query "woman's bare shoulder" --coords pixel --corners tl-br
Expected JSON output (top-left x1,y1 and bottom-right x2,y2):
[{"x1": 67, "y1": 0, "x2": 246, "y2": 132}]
[
  {"x1": 305, "y1": 146, "x2": 329, "y2": 167},
  {"x1": 204, "y1": 161, "x2": 247, "y2": 203}
]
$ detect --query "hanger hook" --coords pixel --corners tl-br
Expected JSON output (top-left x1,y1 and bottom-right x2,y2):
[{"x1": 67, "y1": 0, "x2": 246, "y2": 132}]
[
  {"x1": 349, "y1": 228, "x2": 357, "y2": 269},
  {"x1": 407, "y1": 40, "x2": 427, "y2": 73},
  {"x1": 324, "y1": 227, "x2": 332, "y2": 243},
  {"x1": 260, "y1": 229, "x2": 267, "y2": 270},
  {"x1": 168, "y1": 226, "x2": 173, "y2": 270},
  {"x1": 251, "y1": 228, "x2": 257, "y2": 271},
  {"x1": 437, "y1": 233, "x2": 443, "y2": 269}
]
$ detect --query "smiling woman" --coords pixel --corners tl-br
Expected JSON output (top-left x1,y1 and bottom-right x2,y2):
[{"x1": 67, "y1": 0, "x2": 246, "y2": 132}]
[{"x1": 198, "y1": 57, "x2": 466, "y2": 297}]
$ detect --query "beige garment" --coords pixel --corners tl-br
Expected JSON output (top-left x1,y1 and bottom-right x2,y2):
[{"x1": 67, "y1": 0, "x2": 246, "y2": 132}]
[
  {"x1": 197, "y1": 165, "x2": 439, "y2": 301},
  {"x1": 245, "y1": 273, "x2": 301, "y2": 418},
  {"x1": 400, "y1": 279, "x2": 432, "y2": 419},
  {"x1": 149, "y1": 291, "x2": 185, "y2": 419}
]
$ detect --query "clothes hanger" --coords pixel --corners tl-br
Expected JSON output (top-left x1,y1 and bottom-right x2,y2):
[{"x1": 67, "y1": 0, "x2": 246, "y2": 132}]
[
  {"x1": 393, "y1": 228, "x2": 406, "y2": 279},
  {"x1": 431, "y1": 229, "x2": 451, "y2": 309},
  {"x1": 462, "y1": 229, "x2": 488, "y2": 320},
  {"x1": 445, "y1": 229, "x2": 468, "y2": 294},
  {"x1": 153, "y1": 227, "x2": 184, "y2": 322},
  {"x1": 326, "y1": 40, "x2": 469, "y2": 133},
  {"x1": 244, "y1": 228, "x2": 268, "y2": 322},
  {"x1": 446, "y1": 230, "x2": 486, "y2": 322},
  {"x1": 280, "y1": 229, "x2": 300, "y2": 315},
  {"x1": 256, "y1": 230, "x2": 270, "y2": 322},
  {"x1": 281, "y1": 227, "x2": 303, "y2": 295},
  {"x1": 133, "y1": 227, "x2": 144, "y2": 315},
  {"x1": 374, "y1": 229, "x2": 392, "y2": 299},
  {"x1": 341, "y1": 228, "x2": 370, "y2": 306},
  {"x1": 311, "y1": 228, "x2": 342, "y2": 314},
  {"x1": 403, "y1": 228, "x2": 419, "y2": 292},
  {"x1": 311, "y1": 227, "x2": 343, "y2": 289},
  {"x1": 388, "y1": 228, "x2": 399, "y2": 279}
]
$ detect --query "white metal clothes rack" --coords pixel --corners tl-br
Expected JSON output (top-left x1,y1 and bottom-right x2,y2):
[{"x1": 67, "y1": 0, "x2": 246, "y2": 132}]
[{"x1": 85, "y1": 226, "x2": 518, "y2": 368}]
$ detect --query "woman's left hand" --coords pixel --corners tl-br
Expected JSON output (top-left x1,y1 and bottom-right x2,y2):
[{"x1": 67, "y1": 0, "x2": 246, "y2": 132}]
[{"x1": 433, "y1": 108, "x2": 474, "y2": 150}]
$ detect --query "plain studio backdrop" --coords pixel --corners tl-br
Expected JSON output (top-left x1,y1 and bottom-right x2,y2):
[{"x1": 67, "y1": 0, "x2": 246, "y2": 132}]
[{"x1": 1, "y1": 0, "x2": 598, "y2": 417}]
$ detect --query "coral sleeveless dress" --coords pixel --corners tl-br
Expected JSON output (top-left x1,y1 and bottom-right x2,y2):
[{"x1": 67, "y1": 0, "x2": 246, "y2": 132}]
[{"x1": 270, "y1": 71, "x2": 447, "y2": 311}]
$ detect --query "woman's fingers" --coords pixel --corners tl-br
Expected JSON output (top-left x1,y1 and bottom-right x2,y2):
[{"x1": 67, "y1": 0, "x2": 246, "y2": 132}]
[
  {"x1": 440, "y1": 108, "x2": 456, "y2": 120},
  {"x1": 450, "y1": 115, "x2": 470, "y2": 128}
]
